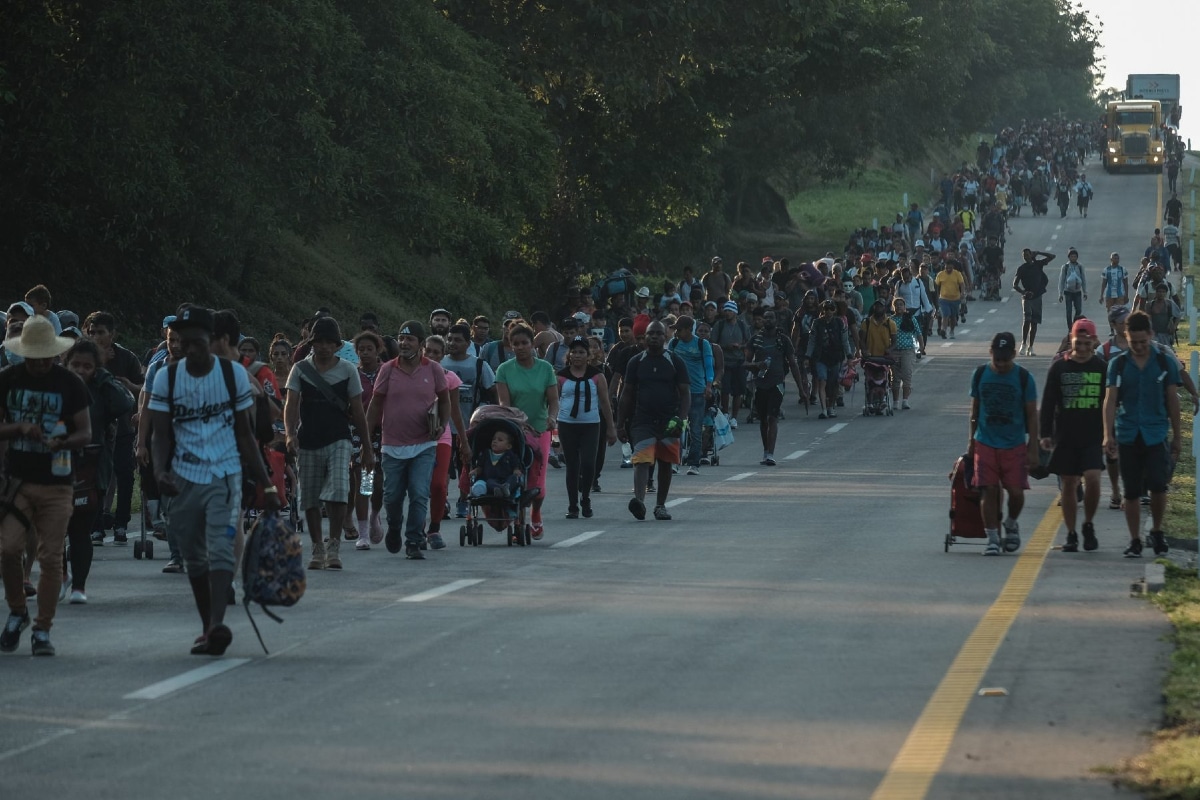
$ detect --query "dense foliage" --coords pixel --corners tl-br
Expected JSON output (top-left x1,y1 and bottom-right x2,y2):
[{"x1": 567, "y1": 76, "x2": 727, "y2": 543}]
[{"x1": 0, "y1": 0, "x2": 1101, "y2": 326}]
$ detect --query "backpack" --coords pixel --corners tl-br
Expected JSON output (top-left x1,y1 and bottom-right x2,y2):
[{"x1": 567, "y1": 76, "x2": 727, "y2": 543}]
[
  {"x1": 592, "y1": 269, "x2": 637, "y2": 303},
  {"x1": 241, "y1": 511, "x2": 306, "y2": 654},
  {"x1": 1063, "y1": 263, "x2": 1083, "y2": 294},
  {"x1": 1111, "y1": 350, "x2": 1172, "y2": 406},
  {"x1": 971, "y1": 363, "x2": 1031, "y2": 400},
  {"x1": 814, "y1": 317, "x2": 845, "y2": 361},
  {"x1": 667, "y1": 336, "x2": 713, "y2": 381},
  {"x1": 246, "y1": 361, "x2": 278, "y2": 446},
  {"x1": 711, "y1": 318, "x2": 750, "y2": 361}
]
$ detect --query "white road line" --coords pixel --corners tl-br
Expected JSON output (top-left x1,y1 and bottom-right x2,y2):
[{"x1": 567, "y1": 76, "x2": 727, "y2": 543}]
[
  {"x1": 726, "y1": 472, "x2": 756, "y2": 481},
  {"x1": 124, "y1": 659, "x2": 252, "y2": 701},
  {"x1": 785, "y1": 449, "x2": 810, "y2": 460},
  {"x1": 919, "y1": 356, "x2": 934, "y2": 364},
  {"x1": 1002, "y1": 296, "x2": 1010, "y2": 303},
  {"x1": 940, "y1": 342, "x2": 953, "y2": 348},
  {"x1": 988, "y1": 308, "x2": 998, "y2": 314},
  {"x1": 399, "y1": 579, "x2": 485, "y2": 603},
  {"x1": 551, "y1": 529, "x2": 605, "y2": 549},
  {"x1": 1056, "y1": 224, "x2": 1063, "y2": 230},
  {"x1": 974, "y1": 319, "x2": 984, "y2": 324},
  {"x1": 664, "y1": 497, "x2": 693, "y2": 508},
  {"x1": 1050, "y1": 234, "x2": 1058, "y2": 240},
  {"x1": 826, "y1": 423, "x2": 848, "y2": 434},
  {"x1": 958, "y1": 328, "x2": 971, "y2": 334}
]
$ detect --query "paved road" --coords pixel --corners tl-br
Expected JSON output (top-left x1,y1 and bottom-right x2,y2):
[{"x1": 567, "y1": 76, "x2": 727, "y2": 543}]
[{"x1": 1, "y1": 160, "x2": 1175, "y2": 799}]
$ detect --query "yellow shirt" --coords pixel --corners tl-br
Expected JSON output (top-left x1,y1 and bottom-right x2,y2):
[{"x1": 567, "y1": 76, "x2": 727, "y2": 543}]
[
  {"x1": 862, "y1": 316, "x2": 897, "y2": 357},
  {"x1": 935, "y1": 270, "x2": 965, "y2": 301}
]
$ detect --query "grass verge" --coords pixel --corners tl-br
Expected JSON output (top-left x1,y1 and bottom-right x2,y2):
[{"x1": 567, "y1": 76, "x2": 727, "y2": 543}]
[{"x1": 1123, "y1": 563, "x2": 1200, "y2": 798}]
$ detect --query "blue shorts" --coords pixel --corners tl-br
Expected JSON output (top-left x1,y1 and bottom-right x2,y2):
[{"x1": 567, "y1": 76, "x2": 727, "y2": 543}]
[
  {"x1": 815, "y1": 361, "x2": 840, "y2": 381},
  {"x1": 938, "y1": 298, "x2": 960, "y2": 319}
]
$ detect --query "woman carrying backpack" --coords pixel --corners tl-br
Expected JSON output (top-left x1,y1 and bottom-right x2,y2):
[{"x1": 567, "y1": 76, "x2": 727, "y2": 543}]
[
  {"x1": 805, "y1": 301, "x2": 855, "y2": 419},
  {"x1": 1058, "y1": 247, "x2": 1087, "y2": 329}
]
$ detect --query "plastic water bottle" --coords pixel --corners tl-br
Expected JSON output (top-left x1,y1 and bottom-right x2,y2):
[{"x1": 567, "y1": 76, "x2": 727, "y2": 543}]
[
  {"x1": 758, "y1": 356, "x2": 772, "y2": 379},
  {"x1": 50, "y1": 420, "x2": 71, "y2": 477},
  {"x1": 621, "y1": 442, "x2": 633, "y2": 460},
  {"x1": 359, "y1": 466, "x2": 374, "y2": 496}
]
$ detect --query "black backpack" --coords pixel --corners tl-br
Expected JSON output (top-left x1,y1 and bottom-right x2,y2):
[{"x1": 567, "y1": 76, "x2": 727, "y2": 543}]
[{"x1": 814, "y1": 318, "x2": 845, "y2": 360}]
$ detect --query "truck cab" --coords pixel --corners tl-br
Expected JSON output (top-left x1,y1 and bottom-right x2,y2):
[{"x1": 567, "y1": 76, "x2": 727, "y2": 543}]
[{"x1": 1104, "y1": 100, "x2": 1165, "y2": 173}]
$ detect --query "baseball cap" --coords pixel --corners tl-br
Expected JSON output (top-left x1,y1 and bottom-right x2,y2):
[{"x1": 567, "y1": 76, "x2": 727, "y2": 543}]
[
  {"x1": 6, "y1": 301, "x2": 34, "y2": 318},
  {"x1": 1067, "y1": 247, "x2": 1078, "y2": 256},
  {"x1": 914, "y1": 239, "x2": 926, "y2": 247},
  {"x1": 161, "y1": 314, "x2": 177, "y2": 329},
  {"x1": 703, "y1": 301, "x2": 717, "y2": 310},
  {"x1": 310, "y1": 317, "x2": 343, "y2": 343},
  {"x1": 1108, "y1": 304, "x2": 1130, "y2": 323},
  {"x1": 711, "y1": 256, "x2": 723, "y2": 265},
  {"x1": 672, "y1": 315, "x2": 695, "y2": 331},
  {"x1": 56, "y1": 310, "x2": 79, "y2": 329},
  {"x1": 168, "y1": 306, "x2": 215, "y2": 333},
  {"x1": 397, "y1": 320, "x2": 426, "y2": 340},
  {"x1": 762, "y1": 256, "x2": 774, "y2": 265},
  {"x1": 429, "y1": 308, "x2": 451, "y2": 320},
  {"x1": 990, "y1": 332, "x2": 1017, "y2": 358},
  {"x1": 572, "y1": 311, "x2": 590, "y2": 323},
  {"x1": 1070, "y1": 318, "x2": 1097, "y2": 338},
  {"x1": 503, "y1": 310, "x2": 522, "y2": 321},
  {"x1": 722, "y1": 301, "x2": 738, "y2": 313}
]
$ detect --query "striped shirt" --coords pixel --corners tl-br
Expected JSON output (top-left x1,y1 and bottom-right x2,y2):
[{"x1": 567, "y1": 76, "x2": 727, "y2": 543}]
[{"x1": 148, "y1": 358, "x2": 253, "y2": 484}]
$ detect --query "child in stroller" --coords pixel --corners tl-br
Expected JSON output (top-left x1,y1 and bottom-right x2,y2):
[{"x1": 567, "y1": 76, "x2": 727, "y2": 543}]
[
  {"x1": 860, "y1": 356, "x2": 895, "y2": 416},
  {"x1": 461, "y1": 409, "x2": 539, "y2": 547}
]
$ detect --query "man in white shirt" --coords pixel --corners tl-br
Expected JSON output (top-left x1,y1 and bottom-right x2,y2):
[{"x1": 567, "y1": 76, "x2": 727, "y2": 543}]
[{"x1": 150, "y1": 306, "x2": 280, "y2": 656}]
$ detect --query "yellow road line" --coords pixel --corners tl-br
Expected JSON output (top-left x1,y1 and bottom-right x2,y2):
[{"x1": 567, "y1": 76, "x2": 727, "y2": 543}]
[
  {"x1": 869, "y1": 507, "x2": 1060, "y2": 800},
  {"x1": 1158, "y1": 165, "x2": 1164, "y2": 224}
]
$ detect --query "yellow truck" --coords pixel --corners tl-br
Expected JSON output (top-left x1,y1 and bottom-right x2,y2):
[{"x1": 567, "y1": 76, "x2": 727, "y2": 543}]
[{"x1": 1103, "y1": 100, "x2": 1165, "y2": 173}]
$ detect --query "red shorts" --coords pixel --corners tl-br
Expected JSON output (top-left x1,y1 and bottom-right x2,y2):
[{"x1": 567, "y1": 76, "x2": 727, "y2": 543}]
[{"x1": 972, "y1": 441, "x2": 1030, "y2": 490}]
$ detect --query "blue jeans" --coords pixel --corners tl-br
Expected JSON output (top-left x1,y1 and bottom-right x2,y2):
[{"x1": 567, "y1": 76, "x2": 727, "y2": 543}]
[
  {"x1": 1063, "y1": 291, "x2": 1082, "y2": 328},
  {"x1": 686, "y1": 393, "x2": 706, "y2": 467},
  {"x1": 383, "y1": 449, "x2": 436, "y2": 548}
]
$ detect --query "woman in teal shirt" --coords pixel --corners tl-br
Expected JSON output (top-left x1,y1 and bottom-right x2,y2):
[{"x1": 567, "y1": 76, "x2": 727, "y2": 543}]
[{"x1": 495, "y1": 322, "x2": 559, "y2": 539}]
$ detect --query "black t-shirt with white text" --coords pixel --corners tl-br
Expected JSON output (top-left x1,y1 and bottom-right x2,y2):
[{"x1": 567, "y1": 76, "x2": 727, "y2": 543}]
[
  {"x1": 1039, "y1": 355, "x2": 1106, "y2": 448},
  {"x1": 0, "y1": 364, "x2": 91, "y2": 484}
]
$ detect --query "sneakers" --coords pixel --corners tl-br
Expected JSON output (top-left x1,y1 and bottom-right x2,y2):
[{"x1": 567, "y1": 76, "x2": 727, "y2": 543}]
[
  {"x1": 0, "y1": 611, "x2": 30, "y2": 652},
  {"x1": 901, "y1": 399, "x2": 911, "y2": 410},
  {"x1": 729, "y1": 417, "x2": 738, "y2": 429},
  {"x1": 385, "y1": 526, "x2": 403, "y2": 554},
  {"x1": 1150, "y1": 530, "x2": 1169, "y2": 556},
  {"x1": 91, "y1": 531, "x2": 104, "y2": 546},
  {"x1": 69, "y1": 590, "x2": 88, "y2": 604},
  {"x1": 1062, "y1": 531, "x2": 1079, "y2": 553},
  {"x1": 1082, "y1": 521, "x2": 1098, "y2": 552},
  {"x1": 162, "y1": 557, "x2": 185, "y2": 574},
  {"x1": 983, "y1": 532, "x2": 1002, "y2": 556},
  {"x1": 939, "y1": 328, "x2": 948, "y2": 339},
  {"x1": 628, "y1": 497, "x2": 646, "y2": 520},
  {"x1": 308, "y1": 542, "x2": 326, "y2": 570},
  {"x1": 113, "y1": 527, "x2": 128, "y2": 546},
  {"x1": 760, "y1": 455, "x2": 777, "y2": 466},
  {"x1": 530, "y1": 523, "x2": 544, "y2": 540},
  {"x1": 428, "y1": 532, "x2": 447, "y2": 550},
  {"x1": 620, "y1": 459, "x2": 633, "y2": 469},
  {"x1": 455, "y1": 499, "x2": 470, "y2": 518},
  {"x1": 1018, "y1": 344, "x2": 1027, "y2": 356},
  {"x1": 1002, "y1": 518, "x2": 1021, "y2": 553},
  {"x1": 405, "y1": 544, "x2": 425, "y2": 560},
  {"x1": 30, "y1": 628, "x2": 55, "y2": 657},
  {"x1": 686, "y1": 466, "x2": 700, "y2": 476},
  {"x1": 949, "y1": 332, "x2": 956, "y2": 339},
  {"x1": 581, "y1": 500, "x2": 593, "y2": 519},
  {"x1": 1027, "y1": 349, "x2": 1035, "y2": 357},
  {"x1": 592, "y1": 481, "x2": 602, "y2": 493},
  {"x1": 325, "y1": 539, "x2": 343, "y2": 570},
  {"x1": 671, "y1": 464, "x2": 679, "y2": 475},
  {"x1": 565, "y1": 508, "x2": 579, "y2": 519},
  {"x1": 1124, "y1": 538, "x2": 1144, "y2": 558},
  {"x1": 370, "y1": 515, "x2": 386, "y2": 544},
  {"x1": 653, "y1": 505, "x2": 672, "y2": 520},
  {"x1": 1109, "y1": 495, "x2": 1122, "y2": 510},
  {"x1": 827, "y1": 409, "x2": 837, "y2": 418},
  {"x1": 355, "y1": 537, "x2": 371, "y2": 551},
  {"x1": 818, "y1": 411, "x2": 827, "y2": 420}
]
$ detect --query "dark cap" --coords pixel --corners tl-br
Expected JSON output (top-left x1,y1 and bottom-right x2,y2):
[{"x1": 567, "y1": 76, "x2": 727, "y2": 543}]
[
  {"x1": 568, "y1": 335, "x2": 590, "y2": 351},
  {"x1": 503, "y1": 310, "x2": 522, "y2": 321},
  {"x1": 310, "y1": 317, "x2": 343, "y2": 343},
  {"x1": 397, "y1": 320, "x2": 426, "y2": 340},
  {"x1": 991, "y1": 332, "x2": 1017, "y2": 358},
  {"x1": 673, "y1": 315, "x2": 695, "y2": 331},
  {"x1": 168, "y1": 306, "x2": 214, "y2": 333}
]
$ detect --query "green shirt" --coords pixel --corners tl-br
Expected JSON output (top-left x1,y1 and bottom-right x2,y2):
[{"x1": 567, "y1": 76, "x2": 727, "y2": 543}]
[{"x1": 495, "y1": 357, "x2": 557, "y2": 433}]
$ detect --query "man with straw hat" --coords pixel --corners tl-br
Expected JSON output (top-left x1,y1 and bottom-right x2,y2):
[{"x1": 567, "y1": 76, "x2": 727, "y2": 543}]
[{"x1": 0, "y1": 315, "x2": 92, "y2": 656}]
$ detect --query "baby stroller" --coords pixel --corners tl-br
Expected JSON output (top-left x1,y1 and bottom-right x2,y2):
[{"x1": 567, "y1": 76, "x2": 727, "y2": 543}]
[
  {"x1": 460, "y1": 405, "x2": 539, "y2": 547},
  {"x1": 860, "y1": 356, "x2": 894, "y2": 416}
]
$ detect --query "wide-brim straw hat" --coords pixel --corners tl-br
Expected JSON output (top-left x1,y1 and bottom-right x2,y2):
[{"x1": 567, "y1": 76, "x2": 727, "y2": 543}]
[{"x1": 6, "y1": 315, "x2": 74, "y2": 359}]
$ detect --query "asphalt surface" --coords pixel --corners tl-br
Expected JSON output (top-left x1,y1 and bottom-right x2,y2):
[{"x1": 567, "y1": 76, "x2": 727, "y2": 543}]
[{"x1": 0, "y1": 159, "x2": 1176, "y2": 799}]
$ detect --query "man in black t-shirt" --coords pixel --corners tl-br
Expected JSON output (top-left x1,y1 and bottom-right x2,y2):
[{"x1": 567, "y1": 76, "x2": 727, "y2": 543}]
[
  {"x1": 1013, "y1": 249, "x2": 1054, "y2": 357},
  {"x1": 84, "y1": 311, "x2": 144, "y2": 545},
  {"x1": 1039, "y1": 318, "x2": 1106, "y2": 552},
  {"x1": 0, "y1": 316, "x2": 92, "y2": 656},
  {"x1": 616, "y1": 321, "x2": 689, "y2": 521}
]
